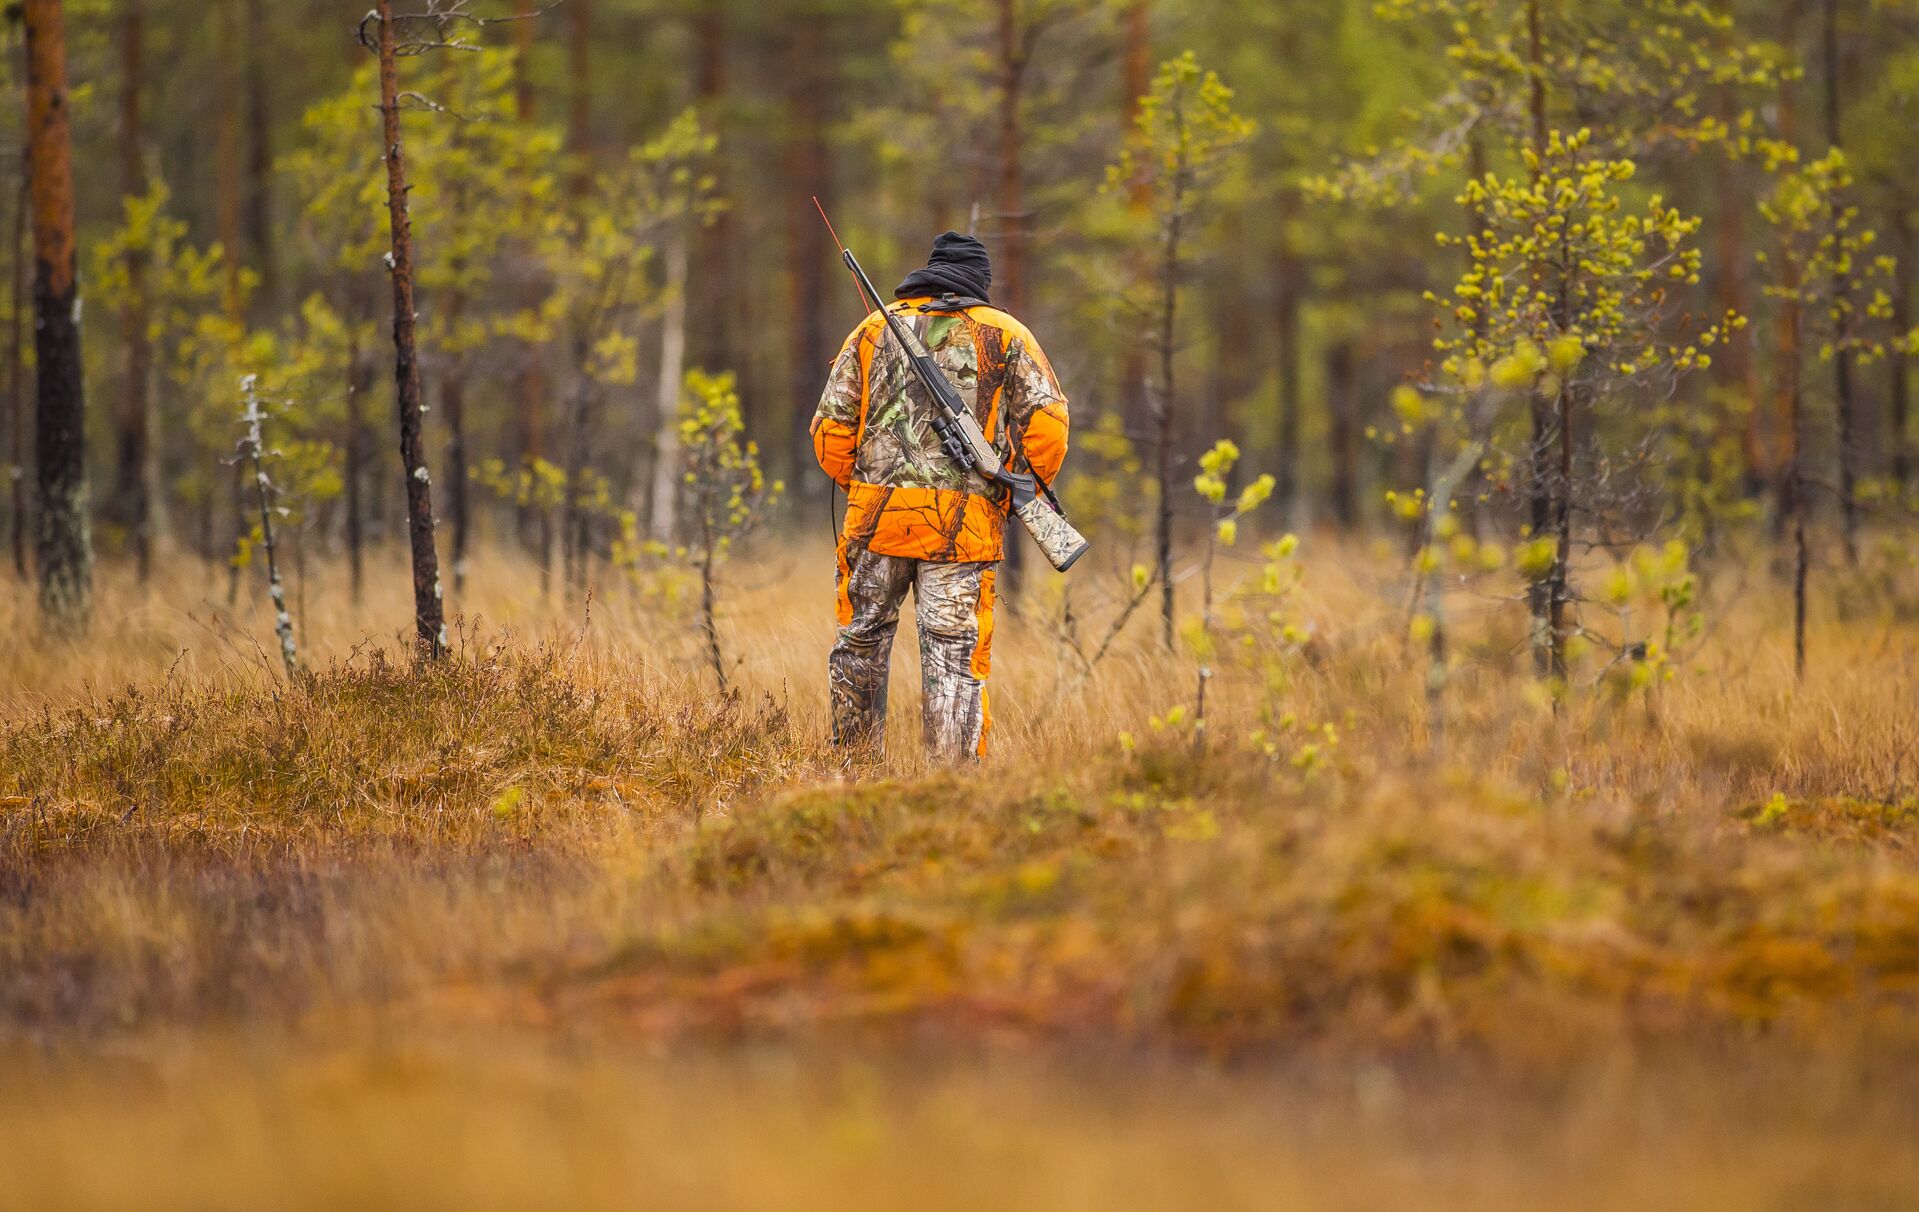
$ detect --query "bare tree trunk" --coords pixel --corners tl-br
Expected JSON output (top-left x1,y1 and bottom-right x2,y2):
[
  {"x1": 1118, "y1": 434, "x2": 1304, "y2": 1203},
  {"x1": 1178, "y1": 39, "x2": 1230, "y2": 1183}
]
[
  {"x1": 994, "y1": 0, "x2": 1027, "y2": 315},
  {"x1": 509, "y1": 0, "x2": 545, "y2": 556},
  {"x1": 243, "y1": 0, "x2": 274, "y2": 308},
  {"x1": 1710, "y1": 18, "x2": 1766, "y2": 497},
  {"x1": 442, "y1": 301, "x2": 470, "y2": 599},
  {"x1": 1548, "y1": 383, "x2": 1575, "y2": 682},
  {"x1": 1893, "y1": 212, "x2": 1913, "y2": 492},
  {"x1": 23, "y1": 0, "x2": 91, "y2": 630},
  {"x1": 1774, "y1": 0, "x2": 1805, "y2": 538},
  {"x1": 1155, "y1": 167, "x2": 1186, "y2": 650},
  {"x1": 217, "y1": 0, "x2": 247, "y2": 604},
  {"x1": 1823, "y1": 0, "x2": 1859, "y2": 561},
  {"x1": 1524, "y1": 0, "x2": 1553, "y2": 677},
  {"x1": 113, "y1": 0, "x2": 154, "y2": 583},
  {"x1": 1117, "y1": 1, "x2": 1151, "y2": 436},
  {"x1": 240, "y1": 375, "x2": 297, "y2": 678},
  {"x1": 373, "y1": 0, "x2": 446, "y2": 657},
  {"x1": 7, "y1": 169, "x2": 26, "y2": 580},
  {"x1": 566, "y1": 0, "x2": 591, "y2": 189},
  {"x1": 691, "y1": 8, "x2": 732, "y2": 374},
  {"x1": 1327, "y1": 340, "x2": 1358, "y2": 528},
  {"x1": 512, "y1": 0, "x2": 536, "y2": 120},
  {"x1": 785, "y1": 11, "x2": 830, "y2": 500},
  {"x1": 1209, "y1": 212, "x2": 1251, "y2": 455},
  {"x1": 345, "y1": 322, "x2": 368, "y2": 604},
  {"x1": 215, "y1": 0, "x2": 244, "y2": 317},
  {"x1": 1273, "y1": 240, "x2": 1301, "y2": 525},
  {"x1": 650, "y1": 236, "x2": 688, "y2": 543},
  {"x1": 1780, "y1": 255, "x2": 1809, "y2": 677}
]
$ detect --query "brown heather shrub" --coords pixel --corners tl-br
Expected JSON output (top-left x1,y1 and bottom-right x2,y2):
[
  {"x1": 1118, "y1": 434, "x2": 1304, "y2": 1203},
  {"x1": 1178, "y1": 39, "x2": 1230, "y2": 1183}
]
[{"x1": 0, "y1": 540, "x2": 1917, "y2": 1056}]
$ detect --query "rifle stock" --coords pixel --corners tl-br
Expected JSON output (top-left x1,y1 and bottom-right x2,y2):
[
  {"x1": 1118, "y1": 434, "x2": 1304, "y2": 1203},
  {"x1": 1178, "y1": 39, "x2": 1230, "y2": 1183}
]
[{"x1": 814, "y1": 201, "x2": 1088, "y2": 573}]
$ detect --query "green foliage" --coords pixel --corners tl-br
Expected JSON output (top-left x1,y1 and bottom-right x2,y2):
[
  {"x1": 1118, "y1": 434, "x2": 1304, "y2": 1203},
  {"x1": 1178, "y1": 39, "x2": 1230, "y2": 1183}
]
[{"x1": 679, "y1": 369, "x2": 783, "y2": 561}]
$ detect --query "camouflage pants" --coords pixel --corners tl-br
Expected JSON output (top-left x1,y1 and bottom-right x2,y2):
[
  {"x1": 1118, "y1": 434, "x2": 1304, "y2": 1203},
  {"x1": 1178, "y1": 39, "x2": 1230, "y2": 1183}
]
[{"x1": 830, "y1": 549, "x2": 997, "y2": 760}]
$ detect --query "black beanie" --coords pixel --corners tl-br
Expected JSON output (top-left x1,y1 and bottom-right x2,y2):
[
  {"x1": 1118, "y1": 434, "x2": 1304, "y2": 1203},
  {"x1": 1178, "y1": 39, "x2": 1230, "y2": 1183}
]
[{"x1": 895, "y1": 231, "x2": 993, "y2": 304}]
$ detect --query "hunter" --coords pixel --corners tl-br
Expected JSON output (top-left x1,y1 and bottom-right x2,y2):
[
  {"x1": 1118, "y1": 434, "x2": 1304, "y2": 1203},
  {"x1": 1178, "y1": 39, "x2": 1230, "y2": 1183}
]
[{"x1": 811, "y1": 231, "x2": 1071, "y2": 760}]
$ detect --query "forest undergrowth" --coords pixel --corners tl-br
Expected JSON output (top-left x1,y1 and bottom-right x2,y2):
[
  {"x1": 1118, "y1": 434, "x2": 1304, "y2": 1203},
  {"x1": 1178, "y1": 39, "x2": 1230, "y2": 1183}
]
[{"x1": 4, "y1": 535, "x2": 1918, "y2": 1059}]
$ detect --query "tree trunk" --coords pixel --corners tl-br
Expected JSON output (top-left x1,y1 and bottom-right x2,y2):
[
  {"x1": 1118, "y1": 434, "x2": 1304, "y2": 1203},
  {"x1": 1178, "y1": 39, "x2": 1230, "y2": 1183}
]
[
  {"x1": 650, "y1": 236, "x2": 688, "y2": 543},
  {"x1": 345, "y1": 322, "x2": 368, "y2": 604},
  {"x1": 442, "y1": 305, "x2": 470, "y2": 600},
  {"x1": 785, "y1": 11, "x2": 830, "y2": 501},
  {"x1": 566, "y1": 0, "x2": 591, "y2": 192},
  {"x1": 1117, "y1": 1, "x2": 1151, "y2": 437},
  {"x1": 215, "y1": 0, "x2": 244, "y2": 317},
  {"x1": 1548, "y1": 383, "x2": 1575, "y2": 682},
  {"x1": 560, "y1": 355, "x2": 594, "y2": 596},
  {"x1": 1710, "y1": 26, "x2": 1765, "y2": 496},
  {"x1": 1327, "y1": 340, "x2": 1358, "y2": 528},
  {"x1": 994, "y1": 0, "x2": 1027, "y2": 315},
  {"x1": 510, "y1": 0, "x2": 544, "y2": 553},
  {"x1": 1524, "y1": 0, "x2": 1553, "y2": 677},
  {"x1": 512, "y1": 0, "x2": 536, "y2": 120},
  {"x1": 113, "y1": 0, "x2": 154, "y2": 583},
  {"x1": 23, "y1": 0, "x2": 90, "y2": 630},
  {"x1": 1893, "y1": 211, "x2": 1912, "y2": 492},
  {"x1": 8, "y1": 170, "x2": 26, "y2": 580},
  {"x1": 1155, "y1": 172, "x2": 1186, "y2": 650},
  {"x1": 1273, "y1": 242, "x2": 1301, "y2": 525},
  {"x1": 691, "y1": 8, "x2": 732, "y2": 374},
  {"x1": 243, "y1": 0, "x2": 274, "y2": 308},
  {"x1": 1823, "y1": 0, "x2": 1859, "y2": 561},
  {"x1": 374, "y1": 0, "x2": 446, "y2": 657},
  {"x1": 1774, "y1": 0, "x2": 1805, "y2": 536}
]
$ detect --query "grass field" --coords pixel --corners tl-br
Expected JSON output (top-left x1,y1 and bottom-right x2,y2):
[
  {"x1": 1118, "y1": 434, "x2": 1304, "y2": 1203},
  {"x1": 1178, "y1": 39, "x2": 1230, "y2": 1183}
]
[{"x1": 3, "y1": 534, "x2": 1918, "y2": 1208}]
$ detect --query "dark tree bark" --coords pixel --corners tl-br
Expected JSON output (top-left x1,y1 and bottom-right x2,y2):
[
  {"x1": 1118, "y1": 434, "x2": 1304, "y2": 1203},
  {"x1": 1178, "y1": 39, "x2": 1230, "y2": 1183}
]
[
  {"x1": 785, "y1": 10, "x2": 831, "y2": 500},
  {"x1": 442, "y1": 295, "x2": 470, "y2": 600},
  {"x1": 112, "y1": 0, "x2": 155, "y2": 582},
  {"x1": 566, "y1": 0, "x2": 591, "y2": 191},
  {"x1": 1272, "y1": 243, "x2": 1301, "y2": 519},
  {"x1": 1116, "y1": 1, "x2": 1151, "y2": 435},
  {"x1": 372, "y1": 0, "x2": 446, "y2": 656},
  {"x1": 994, "y1": 0, "x2": 1028, "y2": 315},
  {"x1": 1154, "y1": 148, "x2": 1188, "y2": 650},
  {"x1": 512, "y1": 0, "x2": 536, "y2": 120},
  {"x1": 1522, "y1": 0, "x2": 1554, "y2": 677},
  {"x1": 690, "y1": 6, "x2": 733, "y2": 374},
  {"x1": 215, "y1": 0, "x2": 244, "y2": 317},
  {"x1": 1893, "y1": 212, "x2": 1913, "y2": 492},
  {"x1": 23, "y1": 0, "x2": 91, "y2": 629},
  {"x1": 1823, "y1": 0, "x2": 1859, "y2": 561},
  {"x1": 345, "y1": 321, "x2": 369, "y2": 604},
  {"x1": 1327, "y1": 341, "x2": 1358, "y2": 528},
  {"x1": 243, "y1": 0, "x2": 275, "y2": 307},
  {"x1": 510, "y1": 0, "x2": 546, "y2": 556},
  {"x1": 10, "y1": 142, "x2": 30, "y2": 579}
]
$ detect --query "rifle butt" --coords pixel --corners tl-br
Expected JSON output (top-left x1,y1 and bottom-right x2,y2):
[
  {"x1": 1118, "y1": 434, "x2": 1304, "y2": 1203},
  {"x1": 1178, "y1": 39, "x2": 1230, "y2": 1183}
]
[{"x1": 1014, "y1": 495, "x2": 1090, "y2": 573}]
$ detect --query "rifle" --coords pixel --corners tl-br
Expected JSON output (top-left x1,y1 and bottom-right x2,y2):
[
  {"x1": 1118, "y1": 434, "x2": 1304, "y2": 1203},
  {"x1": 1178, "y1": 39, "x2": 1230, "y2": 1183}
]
[{"x1": 813, "y1": 199, "x2": 1089, "y2": 573}]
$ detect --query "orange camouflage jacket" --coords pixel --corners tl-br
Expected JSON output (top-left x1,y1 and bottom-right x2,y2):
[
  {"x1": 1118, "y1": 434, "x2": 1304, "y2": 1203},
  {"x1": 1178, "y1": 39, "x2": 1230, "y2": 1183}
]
[{"x1": 810, "y1": 297, "x2": 1070, "y2": 564}]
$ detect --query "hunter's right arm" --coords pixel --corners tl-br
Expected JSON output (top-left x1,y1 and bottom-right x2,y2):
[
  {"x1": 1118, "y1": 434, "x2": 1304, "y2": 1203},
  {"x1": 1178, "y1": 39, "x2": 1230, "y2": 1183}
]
[{"x1": 811, "y1": 322, "x2": 871, "y2": 489}]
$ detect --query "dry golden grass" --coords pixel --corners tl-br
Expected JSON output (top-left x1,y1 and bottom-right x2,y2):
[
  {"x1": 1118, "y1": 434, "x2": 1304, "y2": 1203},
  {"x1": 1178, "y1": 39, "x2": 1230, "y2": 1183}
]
[{"x1": 3, "y1": 532, "x2": 1918, "y2": 1207}]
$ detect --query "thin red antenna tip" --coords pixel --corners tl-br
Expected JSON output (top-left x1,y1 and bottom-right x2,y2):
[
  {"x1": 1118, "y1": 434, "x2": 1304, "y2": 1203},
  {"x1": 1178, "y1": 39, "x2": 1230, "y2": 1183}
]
[{"x1": 813, "y1": 196, "x2": 846, "y2": 254}]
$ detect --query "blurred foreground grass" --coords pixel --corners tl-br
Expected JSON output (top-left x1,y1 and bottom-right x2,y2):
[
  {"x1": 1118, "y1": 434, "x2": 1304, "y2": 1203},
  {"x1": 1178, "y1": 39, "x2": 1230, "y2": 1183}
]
[{"x1": 6, "y1": 1028, "x2": 1919, "y2": 1211}]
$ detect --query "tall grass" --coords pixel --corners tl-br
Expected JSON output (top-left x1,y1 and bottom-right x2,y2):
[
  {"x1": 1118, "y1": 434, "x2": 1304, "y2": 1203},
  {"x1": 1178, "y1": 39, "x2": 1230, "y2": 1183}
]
[{"x1": 3, "y1": 535, "x2": 1916, "y2": 1053}]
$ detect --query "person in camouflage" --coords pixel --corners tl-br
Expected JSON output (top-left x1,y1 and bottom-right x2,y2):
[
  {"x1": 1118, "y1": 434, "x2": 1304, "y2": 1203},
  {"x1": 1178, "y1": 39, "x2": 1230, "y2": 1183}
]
[{"x1": 811, "y1": 232, "x2": 1070, "y2": 760}]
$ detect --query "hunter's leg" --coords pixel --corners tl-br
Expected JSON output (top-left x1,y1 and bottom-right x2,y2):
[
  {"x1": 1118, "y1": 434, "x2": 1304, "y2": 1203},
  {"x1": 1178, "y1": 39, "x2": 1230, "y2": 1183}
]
[
  {"x1": 829, "y1": 547, "x2": 914, "y2": 749},
  {"x1": 914, "y1": 560, "x2": 996, "y2": 761}
]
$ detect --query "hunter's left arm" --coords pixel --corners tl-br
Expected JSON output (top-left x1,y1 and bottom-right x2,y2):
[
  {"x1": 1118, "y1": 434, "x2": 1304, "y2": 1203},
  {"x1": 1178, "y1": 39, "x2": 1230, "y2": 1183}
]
[{"x1": 1004, "y1": 337, "x2": 1069, "y2": 487}]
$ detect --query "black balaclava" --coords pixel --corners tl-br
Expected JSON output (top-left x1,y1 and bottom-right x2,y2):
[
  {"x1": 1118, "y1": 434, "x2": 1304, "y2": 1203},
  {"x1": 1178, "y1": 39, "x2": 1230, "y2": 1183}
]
[{"x1": 895, "y1": 231, "x2": 993, "y2": 304}]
